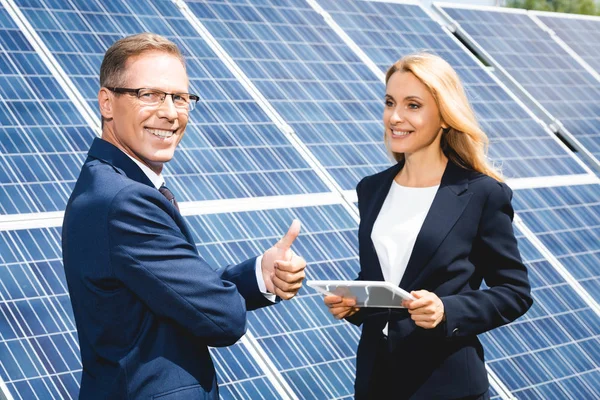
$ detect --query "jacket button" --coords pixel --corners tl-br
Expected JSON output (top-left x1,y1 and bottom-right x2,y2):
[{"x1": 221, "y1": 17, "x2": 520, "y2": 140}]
[{"x1": 452, "y1": 328, "x2": 459, "y2": 336}]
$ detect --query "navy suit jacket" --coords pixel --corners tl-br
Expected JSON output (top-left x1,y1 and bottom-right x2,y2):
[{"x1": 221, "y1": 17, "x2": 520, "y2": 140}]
[
  {"x1": 62, "y1": 138, "x2": 273, "y2": 399},
  {"x1": 349, "y1": 161, "x2": 533, "y2": 399}
]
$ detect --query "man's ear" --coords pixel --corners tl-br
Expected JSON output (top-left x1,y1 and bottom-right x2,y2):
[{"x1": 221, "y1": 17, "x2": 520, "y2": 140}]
[{"x1": 98, "y1": 87, "x2": 113, "y2": 121}]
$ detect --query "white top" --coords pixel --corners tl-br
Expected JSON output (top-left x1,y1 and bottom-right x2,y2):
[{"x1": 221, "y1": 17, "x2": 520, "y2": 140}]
[
  {"x1": 372, "y1": 181, "x2": 439, "y2": 287},
  {"x1": 126, "y1": 154, "x2": 165, "y2": 189},
  {"x1": 123, "y1": 152, "x2": 274, "y2": 301},
  {"x1": 372, "y1": 181, "x2": 438, "y2": 335}
]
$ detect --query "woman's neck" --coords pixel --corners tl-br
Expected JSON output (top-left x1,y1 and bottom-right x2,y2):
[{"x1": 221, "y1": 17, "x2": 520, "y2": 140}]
[{"x1": 396, "y1": 151, "x2": 448, "y2": 187}]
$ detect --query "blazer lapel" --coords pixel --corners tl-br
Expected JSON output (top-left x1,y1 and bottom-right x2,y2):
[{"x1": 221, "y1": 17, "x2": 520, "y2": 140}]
[
  {"x1": 87, "y1": 138, "x2": 155, "y2": 189},
  {"x1": 362, "y1": 162, "x2": 403, "y2": 282},
  {"x1": 399, "y1": 162, "x2": 473, "y2": 290}
]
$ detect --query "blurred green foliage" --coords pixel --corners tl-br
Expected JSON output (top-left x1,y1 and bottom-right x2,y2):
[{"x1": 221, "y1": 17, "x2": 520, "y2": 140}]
[{"x1": 506, "y1": 0, "x2": 599, "y2": 15}]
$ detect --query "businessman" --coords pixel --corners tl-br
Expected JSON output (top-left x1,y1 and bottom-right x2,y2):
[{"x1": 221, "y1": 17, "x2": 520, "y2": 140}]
[{"x1": 62, "y1": 33, "x2": 306, "y2": 399}]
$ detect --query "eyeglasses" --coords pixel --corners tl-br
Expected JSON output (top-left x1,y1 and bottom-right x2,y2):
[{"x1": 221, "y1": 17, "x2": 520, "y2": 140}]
[{"x1": 108, "y1": 87, "x2": 199, "y2": 111}]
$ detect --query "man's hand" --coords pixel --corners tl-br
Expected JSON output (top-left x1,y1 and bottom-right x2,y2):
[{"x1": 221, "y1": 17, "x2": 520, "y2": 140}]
[
  {"x1": 402, "y1": 290, "x2": 445, "y2": 329},
  {"x1": 324, "y1": 295, "x2": 358, "y2": 319},
  {"x1": 261, "y1": 219, "x2": 306, "y2": 300}
]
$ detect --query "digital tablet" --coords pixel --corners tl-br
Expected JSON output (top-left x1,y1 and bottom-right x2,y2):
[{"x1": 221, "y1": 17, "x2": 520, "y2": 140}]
[{"x1": 307, "y1": 280, "x2": 416, "y2": 308}]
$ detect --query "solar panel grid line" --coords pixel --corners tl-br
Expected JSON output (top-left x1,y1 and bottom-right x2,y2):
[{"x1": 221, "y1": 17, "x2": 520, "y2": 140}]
[
  {"x1": 0, "y1": 192, "x2": 351, "y2": 233},
  {"x1": 487, "y1": 368, "x2": 516, "y2": 400},
  {"x1": 0, "y1": 211, "x2": 64, "y2": 231},
  {"x1": 514, "y1": 216, "x2": 600, "y2": 316},
  {"x1": 528, "y1": 13, "x2": 600, "y2": 84},
  {"x1": 1, "y1": 0, "x2": 99, "y2": 130},
  {"x1": 305, "y1": 0, "x2": 384, "y2": 82},
  {"x1": 0, "y1": 381, "x2": 13, "y2": 400},
  {"x1": 240, "y1": 333, "x2": 297, "y2": 400},
  {"x1": 435, "y1": 4, "x2": 600, "y2": 175},
  {"x1": 505, "y1": 174, "x2": 600, "y2": 190},
  {"x1": 176, "y1": 0, "x2": 363, "y2": 201}
]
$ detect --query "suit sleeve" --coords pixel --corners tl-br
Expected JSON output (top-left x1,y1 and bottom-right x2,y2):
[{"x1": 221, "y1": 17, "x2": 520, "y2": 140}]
[
  {"x1": 441, "y1": 182, "x2": 533, "y2": 338},
  {"x1": 107, "y1": 187, "x2": 254, "y2": 347}
]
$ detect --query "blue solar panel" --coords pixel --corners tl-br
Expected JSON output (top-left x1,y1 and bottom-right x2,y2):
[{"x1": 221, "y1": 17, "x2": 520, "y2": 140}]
[
  {"x1": 439, "y1": 5, "x2": 600, "y2": 165},
  {"x1": 209, "y1": 342, "x2": 282, "y2": 399},
  {"x1": 534, "y1": 13, "x2": 600, "y2": 77},
  {"x1": 185, "y1": 0, "x2": 392, "y2": 190},
  {"x1": 0, "y1": 227, "x2": 80, "y2": 399},
  {"x1": 513, "y1": 184, "x2": 600, "y2": 304},
  {"x1": 13, "y1": 0, "x2": 330, "y2": 202},
  {"x1": 0, "y1": 203, "x2": 362, "y2": 399},
  {"x1": 0, "y1": 4, "x2": 97, "y2": 214},
  {"x1": 476, "y1": 184, "x2": 600, "y2": 398},
  {"x1": 188, "y1": 204, "x2": 362, "y2": 399},
  {"x1": 318, "y1": 0, "x2": 589, "y2": 179}
]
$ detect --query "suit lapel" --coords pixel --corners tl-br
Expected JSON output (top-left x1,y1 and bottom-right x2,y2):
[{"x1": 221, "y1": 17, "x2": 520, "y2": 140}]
[
  {"x1": 87, "y1": 138, "x2": 155, "y2": 189},
  {"x1": 399, "y1": 162, "x2": 473, "y2": 290}
]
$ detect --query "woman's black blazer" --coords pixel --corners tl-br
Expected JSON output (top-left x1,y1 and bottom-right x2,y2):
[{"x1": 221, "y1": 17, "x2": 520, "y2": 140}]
[{"x1": 348, "y1": 161, "x2": 533, "y2": 399}]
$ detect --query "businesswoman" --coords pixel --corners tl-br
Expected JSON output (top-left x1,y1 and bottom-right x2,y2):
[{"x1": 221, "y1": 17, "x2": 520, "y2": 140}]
[{"x1": 324, "y1": 53, "x2": 533, "y2": 399}]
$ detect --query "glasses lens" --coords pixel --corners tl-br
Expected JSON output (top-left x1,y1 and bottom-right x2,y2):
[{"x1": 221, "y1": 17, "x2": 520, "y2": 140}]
[
  {"x1": 172, "y1": 94, "x2": 191, "y2": 110},
  {"x1": 138, "y1": 89, "x2": 164, "y2": 105}
]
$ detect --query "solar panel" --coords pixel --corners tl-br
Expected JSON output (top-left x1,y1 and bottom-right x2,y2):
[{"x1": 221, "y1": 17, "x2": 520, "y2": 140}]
[
  {"x1": 2, "y1": 1, "x2": 600, "y2": 399},
  {"x1": 534, "y1": 12, "x2": 600, "y2": 76},
  {"x1": 476, "y1": 185, "x2": 600, "y2": 398},
  {"x1": 513, "y1": 184, "x2": 600, "y2": 304},
  {"x1": 187, "y1": 204, "x2": 362, "y2": 399},
  {"x1": 318, "y1": 0, "x2": 589, "y2": 179},
  {"x1": 0, "y1": 4, "x2": 97, "y2": 214},
  {"x1": 0, "y1": 227, "x2": 80, "y2": 399},
  {"x1": 0, "y1": 202, "x2": 363, "y2": 400},
  {"x1": 184, "y1": 0, "x2": 392, "y2": 190},
  {"x1": 13, "y1": 0, "x2": 331, "y2": 202},
  {"x1": 438, "y1": 4, "x2": 600, "y2": 167}
]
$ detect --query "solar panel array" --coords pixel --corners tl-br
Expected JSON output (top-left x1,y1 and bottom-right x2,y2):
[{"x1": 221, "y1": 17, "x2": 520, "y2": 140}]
[
  {"x1": 438, "y1": 4, "x2": 600, "y2": 166},
  {"x1": 1, "y1": 0, "x2": 599, "y2": 399}
]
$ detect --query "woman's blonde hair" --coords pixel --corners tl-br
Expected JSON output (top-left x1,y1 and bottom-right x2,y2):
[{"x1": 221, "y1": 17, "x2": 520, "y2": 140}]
[{"x1": 384, "y1": 52, "x2": 502, "y2": 181}]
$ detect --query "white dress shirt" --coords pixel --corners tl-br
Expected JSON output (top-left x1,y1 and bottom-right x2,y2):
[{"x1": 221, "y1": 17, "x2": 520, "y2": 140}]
[
  {"x1": 125, "y1": 153, "x2": 275, "y2": 301},
  {"x1": 371, "y1": 181, "x2": 439, "y2": 334}
]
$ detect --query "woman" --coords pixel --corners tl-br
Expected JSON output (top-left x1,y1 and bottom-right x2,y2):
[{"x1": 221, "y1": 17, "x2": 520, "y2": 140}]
[{"x1": 324, "y1": 53, "x2": 533, "y2": 399}]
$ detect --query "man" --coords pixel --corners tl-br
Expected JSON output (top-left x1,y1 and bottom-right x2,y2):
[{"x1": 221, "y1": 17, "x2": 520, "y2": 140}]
[{"x1": 62, "y1": 33, "x2": 306, "y2": 399}]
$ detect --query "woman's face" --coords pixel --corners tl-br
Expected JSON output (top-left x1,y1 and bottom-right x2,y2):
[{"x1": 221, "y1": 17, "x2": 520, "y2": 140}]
[{"x1": 383, "y1": 71, "x2": 446, "y2": 158}]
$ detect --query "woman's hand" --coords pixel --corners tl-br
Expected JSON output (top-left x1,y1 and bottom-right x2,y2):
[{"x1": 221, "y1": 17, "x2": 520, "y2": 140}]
[
  {"x1": 402, "y1": 290, "x2": 445, "y2": 329},
  {"x1": 324, "y1": 295, "x2": 359, "y2": 319}
]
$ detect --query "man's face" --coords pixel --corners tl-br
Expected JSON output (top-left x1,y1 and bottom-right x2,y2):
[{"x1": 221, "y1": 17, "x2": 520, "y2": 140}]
[{"x1": 99, "y1": 50, "x2": 189, "y2": 174}]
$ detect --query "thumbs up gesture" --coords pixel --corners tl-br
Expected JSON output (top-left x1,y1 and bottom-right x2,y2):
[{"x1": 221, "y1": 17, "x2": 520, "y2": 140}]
[{"x1": 261, "y1": 219, "x2": 306, "y2": 300}]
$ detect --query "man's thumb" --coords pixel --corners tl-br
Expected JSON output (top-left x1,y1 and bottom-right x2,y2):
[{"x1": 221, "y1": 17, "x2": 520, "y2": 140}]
[{"x1": 276, "y1": 219, "x2": 301, "y2": 249}]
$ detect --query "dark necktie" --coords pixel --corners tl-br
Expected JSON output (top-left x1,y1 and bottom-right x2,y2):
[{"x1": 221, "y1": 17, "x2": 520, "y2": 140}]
[{"x1": 159, "y1": 185, "x2": 180, "y2": 212}]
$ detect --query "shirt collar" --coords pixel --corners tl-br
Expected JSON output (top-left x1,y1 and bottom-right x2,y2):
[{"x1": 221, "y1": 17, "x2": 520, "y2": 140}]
[{"x1": 123, "y1": 153, "x2": 164, "y2": 189}]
